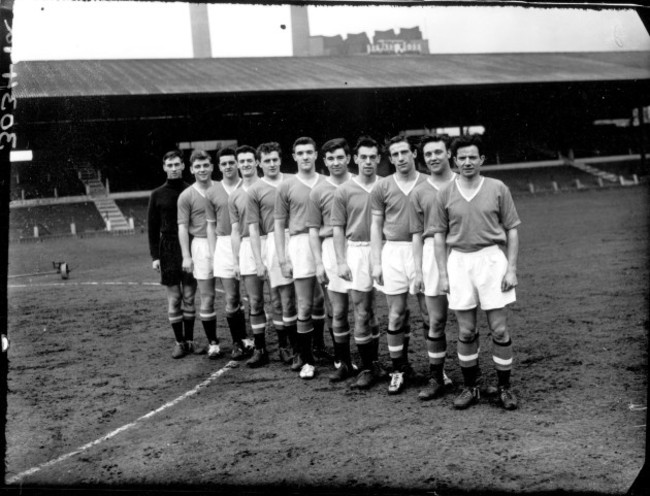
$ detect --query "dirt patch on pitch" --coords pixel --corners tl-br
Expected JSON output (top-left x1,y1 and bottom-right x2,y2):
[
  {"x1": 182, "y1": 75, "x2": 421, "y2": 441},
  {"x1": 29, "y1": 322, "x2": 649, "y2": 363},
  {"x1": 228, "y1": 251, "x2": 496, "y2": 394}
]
[{"x1": 6, "y1": 187, "x2": 647, "y2": 492}]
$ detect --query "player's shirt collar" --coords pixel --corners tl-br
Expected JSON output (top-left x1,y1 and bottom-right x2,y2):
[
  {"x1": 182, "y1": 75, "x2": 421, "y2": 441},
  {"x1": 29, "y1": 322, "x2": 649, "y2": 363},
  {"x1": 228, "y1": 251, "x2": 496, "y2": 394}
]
[
  {"x1": 427, "y1": 174, "x2": 456, "y2": 191},
  {"x1": 295, "y1": 173, "x2": 320, "y2": 189},
  {"x1": 222, "y1": 177, "x2": 242, "y2": 196},
  {"x1": 455, "y1": 176, "x2": 485, "y2": 202},
  {"x1": 326, "y1": 172, "x2": 354, "y2": 187},
  {"x1": 352, "y1": 176, "x2": 378, "y2": 193},
  {"x1": 393, "y1": 172, "x2": 420, "y2": 196},
  {"x1": 192, "y1": 180, "x2": 214, "y2": 198},
  {"x1": 261, "y1": 173, "x2": 283, "y2": 188}
]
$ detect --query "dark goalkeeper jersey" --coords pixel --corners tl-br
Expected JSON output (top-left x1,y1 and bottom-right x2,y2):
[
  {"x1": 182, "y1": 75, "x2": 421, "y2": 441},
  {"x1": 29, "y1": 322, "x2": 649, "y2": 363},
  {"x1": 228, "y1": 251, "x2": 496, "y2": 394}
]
[{"x1": 147, "y1": 178, "x2": 189, "y2": 260}]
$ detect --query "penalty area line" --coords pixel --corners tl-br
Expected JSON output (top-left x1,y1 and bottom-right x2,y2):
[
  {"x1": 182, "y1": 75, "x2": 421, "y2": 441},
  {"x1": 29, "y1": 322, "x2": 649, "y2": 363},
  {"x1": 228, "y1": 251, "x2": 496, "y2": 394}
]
[{"x1": 6, "y1": 361, "x2": 238, "y2": 485}]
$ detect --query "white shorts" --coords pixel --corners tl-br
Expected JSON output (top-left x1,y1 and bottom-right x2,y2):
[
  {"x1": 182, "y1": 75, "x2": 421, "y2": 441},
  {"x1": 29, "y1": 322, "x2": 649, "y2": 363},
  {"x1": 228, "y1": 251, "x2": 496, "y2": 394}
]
[
  {"x1": 447, "y1": 245, "x2": 516, "y2": 311},
  {"x1": 239, "y1": 236, "x2": 258, "y2": 277},
  {"x1": 381, "y1": 241, "x2": 417, "y2": 296},
  {"x1": 322, "y1": 237, "x2": 350, "y2": 294},
  {"x1": 266, "y1": 230, "x2": 293, "y2": 288},
  {"x1": 213, "y1": 235, "x2": 236, "y2": 279},
  {"x1": 346, "y1": 242, "x2": 374, "y2": 292},
  {"x1": 288, "y1": 233, "x2": 316, "y2": 279},
  {"x1": 423, "y1": 237, "x2": 445, "y2": 297},
  {"x1": 191, "y1": 237, "x2": 213, "y2": 280}
]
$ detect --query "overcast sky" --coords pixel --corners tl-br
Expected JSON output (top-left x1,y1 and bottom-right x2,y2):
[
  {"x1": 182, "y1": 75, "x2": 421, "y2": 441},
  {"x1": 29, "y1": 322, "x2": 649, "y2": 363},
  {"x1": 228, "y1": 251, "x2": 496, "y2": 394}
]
[{"x1": 12, "y1": 1, "x2": 650, "y2": 62}]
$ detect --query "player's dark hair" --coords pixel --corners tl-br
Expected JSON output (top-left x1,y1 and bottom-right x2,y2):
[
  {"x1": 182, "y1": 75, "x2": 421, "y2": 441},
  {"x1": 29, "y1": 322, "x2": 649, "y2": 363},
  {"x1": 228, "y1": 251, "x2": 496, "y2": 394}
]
[
  {"x1": 217, "y1": 147, "x2": 236, "y2": 161},
  {"x1": 387, "y1": 134, "x2": 416, "y2": 153},
  {"x1": 420, "y1": 134, "x2": 451, "y2": 154},
  {"x1": 353, "y1": 136, "x2": 380, "y2": 156},
  {"x1": 162, "y1": 150, "x2": 183, "y2": 164},
  {"x1": 257, "y1": 142, "x2": 282, "y2": 160},
  {"x1": 292, "y1": 136, "x2": 317, "y2": 152},
  {"x1": 450, "y1": 134, "x2": 484, "y2": 157},
  {"x1": 190, "y1": 149, "x2": 211, "y2": 165},
  {"x1": 235, "y1": 145, "x2": 257, "y2": 161},
  {"x1": 321, "y1": 138, "x2": 350, "y2": 157}
]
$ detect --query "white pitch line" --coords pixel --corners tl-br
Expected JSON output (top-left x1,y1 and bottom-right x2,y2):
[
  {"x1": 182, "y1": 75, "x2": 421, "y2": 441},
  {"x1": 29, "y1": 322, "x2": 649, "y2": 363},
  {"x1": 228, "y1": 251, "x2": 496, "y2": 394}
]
[
  {"x1": 7, "y1": 281, "x2": 243, "y2": 299},
  {"x1": 8, "y1": 281, "x2": 225, "y2": 292},
  {"x1": 6, "y1": 362, "x2": 238, "y2": 485},
  {"x1": 8, "y1": 281, "x2": 160, "y2": 289}
]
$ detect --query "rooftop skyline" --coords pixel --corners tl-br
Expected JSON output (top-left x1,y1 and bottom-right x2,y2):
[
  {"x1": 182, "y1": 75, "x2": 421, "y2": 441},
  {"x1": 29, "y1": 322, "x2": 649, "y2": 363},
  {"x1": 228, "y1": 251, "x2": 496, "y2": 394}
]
[{"x1": 12, "y1": 2, "x2": 650, "y2": 62}]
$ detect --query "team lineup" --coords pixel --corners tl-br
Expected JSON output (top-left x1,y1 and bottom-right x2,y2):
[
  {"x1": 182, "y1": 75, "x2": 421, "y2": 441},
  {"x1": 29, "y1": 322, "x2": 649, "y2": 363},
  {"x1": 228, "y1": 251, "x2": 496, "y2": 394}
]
[{"x1": 147, "y1": 133, "x2": 520, "y2": 411}]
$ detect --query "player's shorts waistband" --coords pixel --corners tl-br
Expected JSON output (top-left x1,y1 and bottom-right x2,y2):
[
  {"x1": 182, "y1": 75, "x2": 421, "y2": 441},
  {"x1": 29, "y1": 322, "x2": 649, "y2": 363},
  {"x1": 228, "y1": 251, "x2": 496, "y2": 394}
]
[
  {"x1": 384, "y1": 240, "x2": 411, "y2": 246},
  {"x1": 450, "y1": 244, "x2": 501, "y2": 257},
  {"x1": 424, "y1": 237, "x2": 434, "y2": 246},
  {"x1": 347, "y1": 240, "x2": 370, "y2": 247}
]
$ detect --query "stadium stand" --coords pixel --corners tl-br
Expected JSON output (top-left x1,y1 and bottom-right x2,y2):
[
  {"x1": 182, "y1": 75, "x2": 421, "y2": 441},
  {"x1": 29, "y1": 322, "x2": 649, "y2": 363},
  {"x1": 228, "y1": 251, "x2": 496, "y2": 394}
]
[
  {"x1": 579, "y1": 157, "x2": 647, "y2": 178},
  {"x1": 115, "y1": 198, "x2": 149, "y2": 231},
  {"x1": 9, "y1": 203, "x2": 105, "y2": 240},
  {"x1": 10, "y1": 163, "x2": 86, "y2": 201},
  {"x1": 481, "y1": 165, "x2": 600, "y2": 193}
]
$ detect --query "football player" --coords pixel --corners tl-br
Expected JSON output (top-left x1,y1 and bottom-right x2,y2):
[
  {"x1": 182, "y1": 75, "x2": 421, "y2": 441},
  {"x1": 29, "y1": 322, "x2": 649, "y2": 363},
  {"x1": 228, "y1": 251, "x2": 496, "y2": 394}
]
[
  {"x1": 410, "y1": 135, "x2": 457, "y2": 399},
  {"x1": 274, "y1": 137, "x2": 327, "y2": 379},
  {"x1": 206, "y1": 148, "x2": 253, "y2": 360},
  {"x1": 370, "y1": 135, "x2": 427, "y2": 394},
  {"x1": 178, "y1": 150, "x2": 220, "y2": 358},
  {"x1": 433, "y1": 134, "x2": 520, "y2": 410},
  {"x1": 148, "y1": 150, "x2": 198, "y2": 358}
]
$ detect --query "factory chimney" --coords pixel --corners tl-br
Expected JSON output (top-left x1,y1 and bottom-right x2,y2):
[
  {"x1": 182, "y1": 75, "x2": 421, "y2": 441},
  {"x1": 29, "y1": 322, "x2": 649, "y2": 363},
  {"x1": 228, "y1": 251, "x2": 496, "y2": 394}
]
[
  {"x1": 190, "y1": 4, "x2": 212, "y2": 58},
  {"x1": 290, "y1": 5, "x2": 310, "y2": 56}
]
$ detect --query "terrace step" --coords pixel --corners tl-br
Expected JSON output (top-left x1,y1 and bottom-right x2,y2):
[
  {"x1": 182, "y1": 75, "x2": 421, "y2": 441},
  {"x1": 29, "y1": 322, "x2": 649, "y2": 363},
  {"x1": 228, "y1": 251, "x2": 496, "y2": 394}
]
[
  {"x1": 571, "y1": 160, "x2": 619, "y2": 183},
  {"x1": 76, "y1": 164, "x2": 131, "y2": 231}
]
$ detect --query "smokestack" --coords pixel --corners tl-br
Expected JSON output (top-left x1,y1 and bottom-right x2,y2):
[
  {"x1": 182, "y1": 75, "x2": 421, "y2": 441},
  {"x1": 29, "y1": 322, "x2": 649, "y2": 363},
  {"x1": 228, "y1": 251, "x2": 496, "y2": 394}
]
[
  {"x1": 190, "y1": 4, "x2": 212, "y2": 58},
  {"x1": 290, "y1": 5, "x2": 310, "y2": 57}
]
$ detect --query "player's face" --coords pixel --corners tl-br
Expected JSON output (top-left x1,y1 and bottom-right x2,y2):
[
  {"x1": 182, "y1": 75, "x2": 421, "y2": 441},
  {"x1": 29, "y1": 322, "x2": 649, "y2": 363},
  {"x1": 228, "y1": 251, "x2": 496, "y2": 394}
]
[
  {"x1": 260, "y1": 151, "x2": 281, "y2": 179},
  {"x1": 324, "y1": 148, "x2": 350, "y2": 178},
  {"x1": 423, "y1": 141, "x2": 450, "y2": 176},
  {"x1": 163, "y1": 157, "x2": 184, "y2": 180},
  {"x1": 237, "y1": 152, "x2": 258, "y2": 179},
  {"x1": 388, "y1": 141, "x2": 416, "y2": 175},
  {"x1": 219, "y1": 154, "x2": 239, "y2": 180},
  {"x1": 292, "y1": 144, "x2": 317, "y2": 173},
  {"x1": 190, "y1": 158, "x2": 213, "y2": 184},
  {"x1": 354, "y1": 146, "x2": 379, "y2": 178},
  {"x1": 454, "y1": 145, "x2": 484, "y2": 178}
]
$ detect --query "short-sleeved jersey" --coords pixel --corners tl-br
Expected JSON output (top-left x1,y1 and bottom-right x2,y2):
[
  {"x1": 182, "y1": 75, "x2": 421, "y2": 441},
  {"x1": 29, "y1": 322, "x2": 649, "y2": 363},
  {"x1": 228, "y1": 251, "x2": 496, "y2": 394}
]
[
  {"x1": 432, "y1": 176, "x2": 521, "y2": 252},
  {"x1": 205, "y1": 179, "x2": 242, "y2": 237},
  {"x1": 306, "y1": 176, "x2": 354, "y2": 238},
  {"x1": 229, "y1": 184, "x2": 253, "y2": 238},
  {"x1": 177, "y1": 183, "x2": 213, "y2": 238},
  {"x1": 409, "y1": 175, "x2": 457, "y2": 239},
  {"x1": 370, "y1": 172, "x2": 427, "y2": 241},
  {"x1": 275, "y1": 173, "x2": 326, "y2": 236},
  {"x1": 246, "y1": 175, "x2": 289, "y2": 235},
  {"x1": 330, "y1": 177, "x2": 378, "y2": 242}
]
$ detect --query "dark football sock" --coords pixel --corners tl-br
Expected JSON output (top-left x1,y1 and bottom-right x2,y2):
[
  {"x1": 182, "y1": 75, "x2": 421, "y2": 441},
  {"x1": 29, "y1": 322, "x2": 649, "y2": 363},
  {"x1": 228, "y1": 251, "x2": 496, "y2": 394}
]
[
  {"x1": 171, "y1": 321, "x2": 184, "y2": 342},
  {"x1": 461, "y1": 365, "x2": 478, "y2": 388},
  {"x1": 183, "y1": 318, "x2": 195, "y2": 342},
  {"x1": 202, "y1": 319, "x2": 218, "y2": 344}
]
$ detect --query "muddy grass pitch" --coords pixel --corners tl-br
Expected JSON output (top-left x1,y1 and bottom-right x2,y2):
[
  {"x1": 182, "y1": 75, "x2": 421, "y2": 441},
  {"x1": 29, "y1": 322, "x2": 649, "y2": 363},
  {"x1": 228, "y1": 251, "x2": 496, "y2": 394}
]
[{"x1": 5, "y1": 186, "x2": 648, "y2": 493}]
